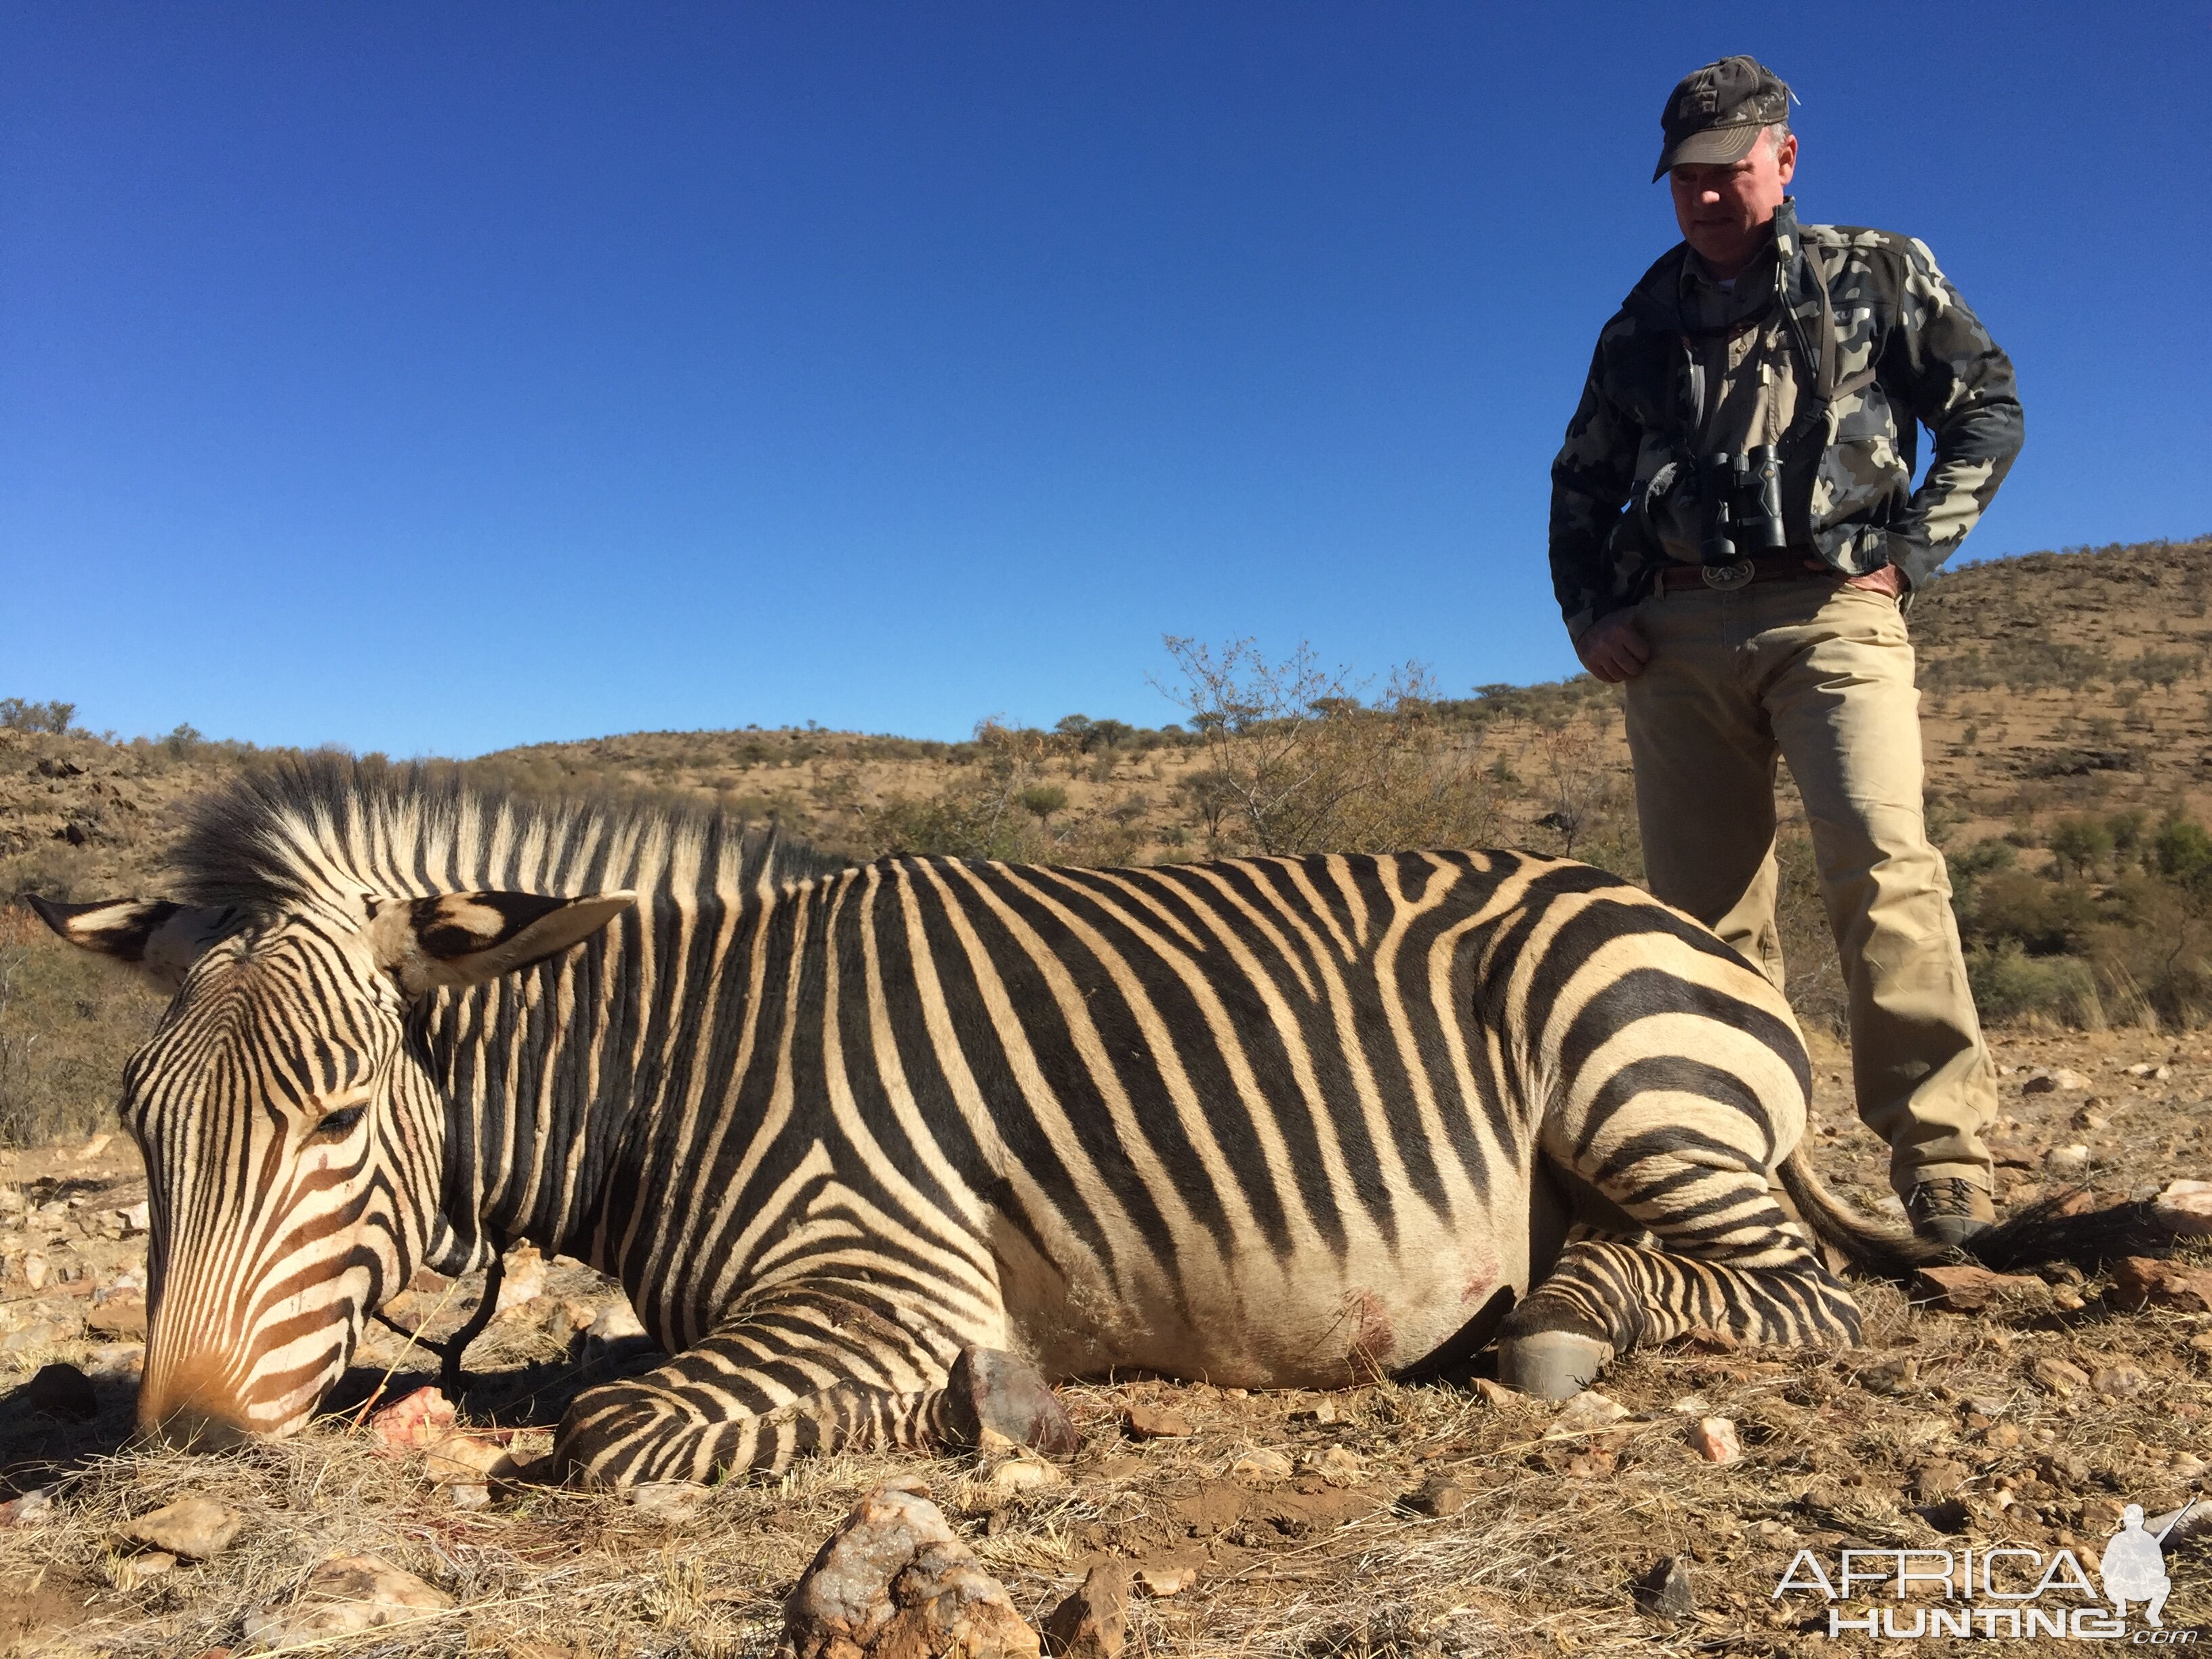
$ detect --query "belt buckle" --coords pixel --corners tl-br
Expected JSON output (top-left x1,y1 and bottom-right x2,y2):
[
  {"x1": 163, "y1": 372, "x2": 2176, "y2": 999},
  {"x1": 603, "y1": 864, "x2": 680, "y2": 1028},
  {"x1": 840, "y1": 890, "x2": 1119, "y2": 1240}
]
[{"x1": 1701, "y1": 558, "x2": 1755, "y2": 591}]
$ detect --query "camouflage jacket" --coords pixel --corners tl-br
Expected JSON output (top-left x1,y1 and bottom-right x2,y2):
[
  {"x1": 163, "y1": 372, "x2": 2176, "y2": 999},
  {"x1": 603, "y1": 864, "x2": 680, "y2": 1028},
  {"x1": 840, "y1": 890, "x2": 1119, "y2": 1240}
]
[{"x1": 1549, "y1": 199, "x2": 2023, "y2": 640}]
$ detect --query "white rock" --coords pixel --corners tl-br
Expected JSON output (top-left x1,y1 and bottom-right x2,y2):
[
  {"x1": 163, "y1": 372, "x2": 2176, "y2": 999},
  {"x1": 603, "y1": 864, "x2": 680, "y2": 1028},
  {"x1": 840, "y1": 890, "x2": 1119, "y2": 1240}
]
[
  {"x1": 778, "y1": 1479, "x2": 1039, "y2": 1659},
  {"x1": 1302, "y1": 1446, "x2": 1363, "y2": 1486},
  {"x1": 1687, "y1": 1418, "x2": 1741, "y2": 1464},
  {"x1": 121, "y1": 1497, "x2": 244, "y2": 1560},
  {"x1": 1551, "y1": 1390, "x2": 1631, "y2": 1435},
  {"x1": 2156, "y1": 1179, "x2": 2212, "y2": 1236},
  {"x1": 629, "y1": 1481, "x2": 708, "y2": 1523},
  {"x1": 1231, "y1": 1446, "x2": 1294, "y2": 1481},
  {"x1": 588, "y1": 1302, "x2": 647, "y2": 1341},
  {"x1": 984, "y1": 1453, "x2": 1065, "y2": 1494},
  {"x1": 494, "y1": 1244, "x2": 547, "y2": 1311},
  {"x1": 2045, "y1": 1144, "x2": 2091, "y2": 1173},
  {"x1": 242, "y1": 1553, "x2": 453, "y2": 1648}
]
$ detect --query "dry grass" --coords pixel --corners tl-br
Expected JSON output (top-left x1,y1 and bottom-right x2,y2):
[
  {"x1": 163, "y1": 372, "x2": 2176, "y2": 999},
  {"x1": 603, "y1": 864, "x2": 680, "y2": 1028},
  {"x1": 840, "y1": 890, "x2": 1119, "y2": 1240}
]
[{"x1": 4, "y1": 1287, "x2": 2209, "y2": 1657}]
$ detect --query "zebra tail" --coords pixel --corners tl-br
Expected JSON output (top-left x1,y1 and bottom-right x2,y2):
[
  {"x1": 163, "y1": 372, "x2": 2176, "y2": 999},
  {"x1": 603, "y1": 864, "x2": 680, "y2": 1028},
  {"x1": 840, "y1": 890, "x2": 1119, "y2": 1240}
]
[{"x1": 1778, "y1": 1147, "x2": 2180, "y2": 1279}]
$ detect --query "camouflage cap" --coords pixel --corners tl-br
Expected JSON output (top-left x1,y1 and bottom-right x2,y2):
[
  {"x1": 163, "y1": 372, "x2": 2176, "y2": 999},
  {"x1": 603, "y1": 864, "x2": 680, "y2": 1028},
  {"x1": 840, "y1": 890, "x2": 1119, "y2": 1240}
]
[{"x1": 1653, "y1": 56, "x2": 1790, "y2": 182}]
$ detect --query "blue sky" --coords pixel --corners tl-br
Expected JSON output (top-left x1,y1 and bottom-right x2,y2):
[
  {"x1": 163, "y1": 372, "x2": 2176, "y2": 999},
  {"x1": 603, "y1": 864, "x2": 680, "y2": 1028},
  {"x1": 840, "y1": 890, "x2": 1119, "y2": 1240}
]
[{"x1": 5, "y1": 4, "x2": 2207, "y2": 756}]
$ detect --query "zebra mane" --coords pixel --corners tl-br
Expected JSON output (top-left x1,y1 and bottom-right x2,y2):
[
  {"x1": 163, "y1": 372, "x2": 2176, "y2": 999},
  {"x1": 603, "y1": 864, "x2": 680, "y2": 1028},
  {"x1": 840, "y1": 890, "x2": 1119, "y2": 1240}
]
[{"x1": 167, "y1": 753, "x2": 844, "y2": 917}]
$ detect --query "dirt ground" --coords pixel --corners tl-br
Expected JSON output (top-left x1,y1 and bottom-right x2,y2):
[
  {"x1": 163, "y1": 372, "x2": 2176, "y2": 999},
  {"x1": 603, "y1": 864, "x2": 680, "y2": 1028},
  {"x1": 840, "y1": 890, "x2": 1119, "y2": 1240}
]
[{"x1": 1, "y1": 1026, "x2": 2207, "y2": 1658}]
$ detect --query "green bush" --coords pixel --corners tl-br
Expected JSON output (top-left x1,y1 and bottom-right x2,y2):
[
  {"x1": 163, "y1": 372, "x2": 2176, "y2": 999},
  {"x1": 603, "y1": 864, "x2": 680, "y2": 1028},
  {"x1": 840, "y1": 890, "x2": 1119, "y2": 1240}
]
[
  {"x1": 1963, "y1": 869, "x2": 2100, "y2": 956},
  {"x1": 1966, "y1": 944, "x2": 2102, "y2": 1027}
]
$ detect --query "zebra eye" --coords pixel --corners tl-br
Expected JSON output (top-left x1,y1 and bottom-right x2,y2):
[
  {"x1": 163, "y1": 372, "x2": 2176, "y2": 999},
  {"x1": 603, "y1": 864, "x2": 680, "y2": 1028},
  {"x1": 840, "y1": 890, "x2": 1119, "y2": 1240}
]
[{"x1": 311, "y1": 1104, "x2": 367, "y2": 1139}]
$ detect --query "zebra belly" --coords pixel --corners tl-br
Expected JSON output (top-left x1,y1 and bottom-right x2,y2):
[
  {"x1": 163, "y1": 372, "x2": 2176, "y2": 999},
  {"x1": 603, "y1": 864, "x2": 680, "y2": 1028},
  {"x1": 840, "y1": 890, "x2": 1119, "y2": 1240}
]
[{"x1": 998, "y1": 1181, "x2": 1550, "y2": 1389}]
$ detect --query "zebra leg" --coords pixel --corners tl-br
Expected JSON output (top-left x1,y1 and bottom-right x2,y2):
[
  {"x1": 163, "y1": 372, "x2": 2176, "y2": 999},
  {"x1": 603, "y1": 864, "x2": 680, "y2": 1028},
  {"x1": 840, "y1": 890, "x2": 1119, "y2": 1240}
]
[
  {"x1": 1498, "y1": 1151, "x2": 1863, "y2": 1400},
  {"x1": 550, "y1": 1290, "x2": 1074, "y2": 1486}
]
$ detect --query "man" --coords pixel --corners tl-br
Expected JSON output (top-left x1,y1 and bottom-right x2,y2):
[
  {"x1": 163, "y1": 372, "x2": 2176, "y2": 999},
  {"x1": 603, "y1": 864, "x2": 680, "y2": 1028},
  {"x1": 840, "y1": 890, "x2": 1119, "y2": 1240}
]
[{"x1": 1549, "y1": 56, "x2": 2024, "y2": 1246}]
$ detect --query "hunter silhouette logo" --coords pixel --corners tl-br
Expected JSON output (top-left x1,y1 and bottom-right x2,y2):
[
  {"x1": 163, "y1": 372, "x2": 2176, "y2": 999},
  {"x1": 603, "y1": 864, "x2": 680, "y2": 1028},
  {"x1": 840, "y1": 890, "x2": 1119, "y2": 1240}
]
[
  {"x1": 2102, "y1": 1502, "x2": 2192, "y2": 1629},
  {"x1": 1772, "y1": 1496, "x2": 2202, "y2": 1639}
]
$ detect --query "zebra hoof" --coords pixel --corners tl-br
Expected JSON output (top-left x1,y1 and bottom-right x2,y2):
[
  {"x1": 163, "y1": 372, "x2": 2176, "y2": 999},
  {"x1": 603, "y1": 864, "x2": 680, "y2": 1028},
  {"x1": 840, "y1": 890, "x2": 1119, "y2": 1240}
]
[
  {"x1": 944, "y1": 1346, "x2": 1080, "y2": 1460},
  {"x1": 1496, "y1": 1331, "x2": 1614, "y2": 1400}
]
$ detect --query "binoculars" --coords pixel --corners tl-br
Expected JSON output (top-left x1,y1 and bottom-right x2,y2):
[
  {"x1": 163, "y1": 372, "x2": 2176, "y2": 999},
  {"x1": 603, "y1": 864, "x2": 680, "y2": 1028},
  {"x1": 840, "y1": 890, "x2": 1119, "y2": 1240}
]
[{"x1": 1698, "y1": 445, "x2": 1787, "y2": 566}]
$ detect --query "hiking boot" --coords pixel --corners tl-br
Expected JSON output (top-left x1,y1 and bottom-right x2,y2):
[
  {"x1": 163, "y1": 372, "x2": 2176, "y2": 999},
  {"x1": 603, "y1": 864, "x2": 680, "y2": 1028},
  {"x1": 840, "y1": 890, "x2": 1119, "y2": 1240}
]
[{"x1": 1906, "y1": 1179, "x2": 1996, "y2": 1248}]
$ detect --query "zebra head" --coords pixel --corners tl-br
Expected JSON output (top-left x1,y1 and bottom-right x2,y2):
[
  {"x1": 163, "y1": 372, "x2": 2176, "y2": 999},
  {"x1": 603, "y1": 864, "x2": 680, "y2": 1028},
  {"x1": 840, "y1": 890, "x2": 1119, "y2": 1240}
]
[{"x1": 31, "y1": 886, "x2": 631, "y2": 1449}]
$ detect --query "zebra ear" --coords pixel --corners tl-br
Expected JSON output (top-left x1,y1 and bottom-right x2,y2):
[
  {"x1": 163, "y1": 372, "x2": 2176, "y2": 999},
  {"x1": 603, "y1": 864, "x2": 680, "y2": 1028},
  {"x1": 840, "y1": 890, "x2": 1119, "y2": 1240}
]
[
  {"x1": 366, "y1": 890, "x2": 635, "y2": 998},
  {"x1": 24, "y1": 896, "x2": 235, "y2": 994}
]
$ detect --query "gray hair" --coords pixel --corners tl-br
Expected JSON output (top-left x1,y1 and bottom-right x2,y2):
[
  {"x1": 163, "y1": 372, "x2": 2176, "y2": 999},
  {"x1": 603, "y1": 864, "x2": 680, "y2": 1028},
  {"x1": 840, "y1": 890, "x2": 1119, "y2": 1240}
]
[{"x1": 1762, "y1": 121, "x2": 1793, "y2": 157}]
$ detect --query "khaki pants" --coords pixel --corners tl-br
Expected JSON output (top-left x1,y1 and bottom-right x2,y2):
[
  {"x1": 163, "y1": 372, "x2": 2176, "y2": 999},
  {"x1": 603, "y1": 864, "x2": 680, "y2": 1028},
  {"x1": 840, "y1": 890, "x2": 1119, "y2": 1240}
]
[{"x1": 1622, "y1": 576, "x2": 1996, "y2": 1197}]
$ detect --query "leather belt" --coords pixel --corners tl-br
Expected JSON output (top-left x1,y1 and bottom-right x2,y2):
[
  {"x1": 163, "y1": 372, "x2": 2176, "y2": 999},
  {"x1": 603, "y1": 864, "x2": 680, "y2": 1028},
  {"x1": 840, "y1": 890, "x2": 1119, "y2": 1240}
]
[{"x1": 1658, "y1": 554, "x2": 1831, "y2": 593}]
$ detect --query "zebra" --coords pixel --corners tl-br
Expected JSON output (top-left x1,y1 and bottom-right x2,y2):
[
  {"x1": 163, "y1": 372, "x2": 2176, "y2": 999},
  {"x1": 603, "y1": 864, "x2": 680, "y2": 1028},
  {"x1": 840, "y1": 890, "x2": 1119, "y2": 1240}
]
[{"x1": 31, "y1": 758, "x2": 2167, "y2": 1486}]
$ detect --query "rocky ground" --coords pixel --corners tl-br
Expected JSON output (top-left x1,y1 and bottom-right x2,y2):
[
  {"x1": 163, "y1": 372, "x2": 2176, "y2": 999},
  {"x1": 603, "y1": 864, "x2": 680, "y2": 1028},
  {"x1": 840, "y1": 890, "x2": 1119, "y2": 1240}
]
[{"x1": 1, "y1": 1030, "x2": 2208, "y2": 1658}]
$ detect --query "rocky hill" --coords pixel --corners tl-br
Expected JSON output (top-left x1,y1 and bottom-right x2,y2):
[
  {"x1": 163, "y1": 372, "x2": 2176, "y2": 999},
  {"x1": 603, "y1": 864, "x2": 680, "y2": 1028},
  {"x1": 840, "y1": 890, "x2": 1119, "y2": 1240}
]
[{"x1": 3, "y1": 533, "x2": 2209, "y2": 1143}]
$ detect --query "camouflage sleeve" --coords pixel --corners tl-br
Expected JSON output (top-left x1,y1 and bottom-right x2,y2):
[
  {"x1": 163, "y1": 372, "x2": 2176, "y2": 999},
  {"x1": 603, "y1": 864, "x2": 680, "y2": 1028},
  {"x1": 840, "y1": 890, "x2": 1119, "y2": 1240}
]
[
  {"x1": 1883, "y1": 237, "x2": 2024, "y2": 588},
  {"x1": 1549, "y1": 337, "x2": 1639, "y2": 642}
]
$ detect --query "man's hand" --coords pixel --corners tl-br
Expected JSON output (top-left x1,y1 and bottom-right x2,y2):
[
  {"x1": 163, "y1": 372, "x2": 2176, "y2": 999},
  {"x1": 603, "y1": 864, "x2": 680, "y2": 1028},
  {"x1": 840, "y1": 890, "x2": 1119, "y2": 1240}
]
[{"x1": 1575, "y1": 611, "x2": 1650, "y2": 683}]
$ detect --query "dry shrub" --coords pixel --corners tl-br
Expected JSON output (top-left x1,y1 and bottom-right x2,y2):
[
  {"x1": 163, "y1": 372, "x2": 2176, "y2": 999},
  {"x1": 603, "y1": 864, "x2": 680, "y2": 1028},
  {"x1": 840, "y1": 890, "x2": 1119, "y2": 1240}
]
[
  {"x1": 848, "y1": 722, "x2": 1150, "y2": 867},
  {"x1": 1158, "y1": 638, "x2": 1498, "y2": 857},
  {"x1": 0, "y1": 907, "x2": 161, "y2": 1147}
]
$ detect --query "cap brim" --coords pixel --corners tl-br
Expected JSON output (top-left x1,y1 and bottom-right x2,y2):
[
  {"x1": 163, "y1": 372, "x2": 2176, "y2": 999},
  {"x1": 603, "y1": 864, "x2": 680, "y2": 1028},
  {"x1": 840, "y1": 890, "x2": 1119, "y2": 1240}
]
[{"x1": 1653, "y1": 121, "x2": 1765, "y2": 182}]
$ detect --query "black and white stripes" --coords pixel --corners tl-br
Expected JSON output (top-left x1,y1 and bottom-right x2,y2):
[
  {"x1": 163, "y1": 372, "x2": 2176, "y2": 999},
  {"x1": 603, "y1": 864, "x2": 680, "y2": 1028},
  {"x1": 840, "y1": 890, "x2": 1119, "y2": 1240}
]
[{"x1": 41, "y1": 757, "x2": 1888, "y2": 1477}]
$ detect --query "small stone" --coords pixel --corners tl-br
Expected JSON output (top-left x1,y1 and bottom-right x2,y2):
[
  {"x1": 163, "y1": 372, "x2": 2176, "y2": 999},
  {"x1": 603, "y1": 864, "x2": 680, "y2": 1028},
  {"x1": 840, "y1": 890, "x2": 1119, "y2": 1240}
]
[
  {"x1": 1982, "y1": 1422, "x2": 2023, "y2": 1450},
  {"x1": 118, "y1": 1201, "x2": 149, "y2": 1235},
  {"x1": 1911, "y1": 1264, "x2": 2049, "y2": 1313},
  {"x1": 242, "y1": 1553, "x2": 453, "y2": 1646},
  {"x1": 2155, "y1": 1179, "x2": 2212, "y2": 1236},
  {"x1": 1123, "y1": 1404, "x2": 1193, "y2": 1440},
  {"x1": 1231, "y1": 1447, "x2": 1293, "y2": 1483},
  {"x1": 16, "y1": 1361, "x2": 98, "y2": 1422},
  {"x1": 121, "y1": 1497, "x2": 245, "y2": 1561},
  {"x1": 1133, "y1": 1565, "x2": 1193, "y2": 1597},
  {"x1": 2091, "y1": 1362, "x2": 2148, "y2": 1397},
  {"x1": 422, "y1": 1431, "x2": 516, "y2": 1486},
  {"x1": 1288, "y1": 1399, "x2": 1339, "y2": 1425},
  {"x1": 1912, "y1": 1459, "x2": 1970, "y2": 1502},
  {"x1": 1686, "y1": 1417, "x2": 1740, "y2": 1464},
  {"x1": 628, "y1": 1481, "x2": 707, "y2": 1523},
  {"x1": 494, "y1": 1244, "x2": 547, "y2": 1311},
  {"x1": 1552, "y1": 1389, "x2": 1630, "y2": 1434},
  {"x1": 75, "y1": 1132, "x2": 113, "y2": 1160},
  {"x1": 985, "y1": 1454, "x2": 1066, "y2": 1495},
  {"x1": 2107, "y1": 1256, "x2": 2212, "y2": 1313},
  {"x1": 1858, "y1": 1355, "x2": 1920, "y2": 1396},
  {"x1": 20, "y1": 1251, "x2": 47, "y2": 1291},
  {"x1": 86, "y1": 1300, "x2": 146, "y2": 1339},
  {"x1": 106, "y1": 1549, "x2": 177, "y2": 1589},
  {"x1": 2070, "y1": 1106, "x2": 2108, "y2": 1130},
  {"x1": 1304, "y1": 1446, "x2": 1363, "y2": 1487},
  {"x1": 1406, "y1": 1473, "x2": 1473, "y2": 1517},
  {"x1": 779, "y1": 1478, "x2": 1039, "y2": 1659},
  {"x1": 1634, "y1": 1555, "x2": 1694, "y2": 1619},
  {"x1": 2032, "y1": 1355, "x2": 2091, "y2": 1396},
  {"x1": 587, "y1": 1301, "x2": 648, "y2": 1340},
  {"x1": 447, "y1": 1481, "x2": 490, "y2": 1511},
  {"x1": 2125, "y1": 1062, "x2": 2158, "y2": 1078},
  {"x1": 2044, "y1": 1144, "x2": 2091, "y2": 1174},
  {"x1": 2022, "y1": 1073, "x2": 2058, "y2": 1094},
  {"x1": 1041, "y1": 1562, "x2": 1127, "y2": 1659},
  {"x1": 1468, "y1": 1378, "x2": 1518, "y2": 1408}
]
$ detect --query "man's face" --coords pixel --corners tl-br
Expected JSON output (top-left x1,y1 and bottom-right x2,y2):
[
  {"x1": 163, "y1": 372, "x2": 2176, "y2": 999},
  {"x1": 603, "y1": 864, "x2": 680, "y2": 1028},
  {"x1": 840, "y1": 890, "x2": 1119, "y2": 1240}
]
[{"x1": 1669, "y1": 129, "x2": 1797, "y2": 275}]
